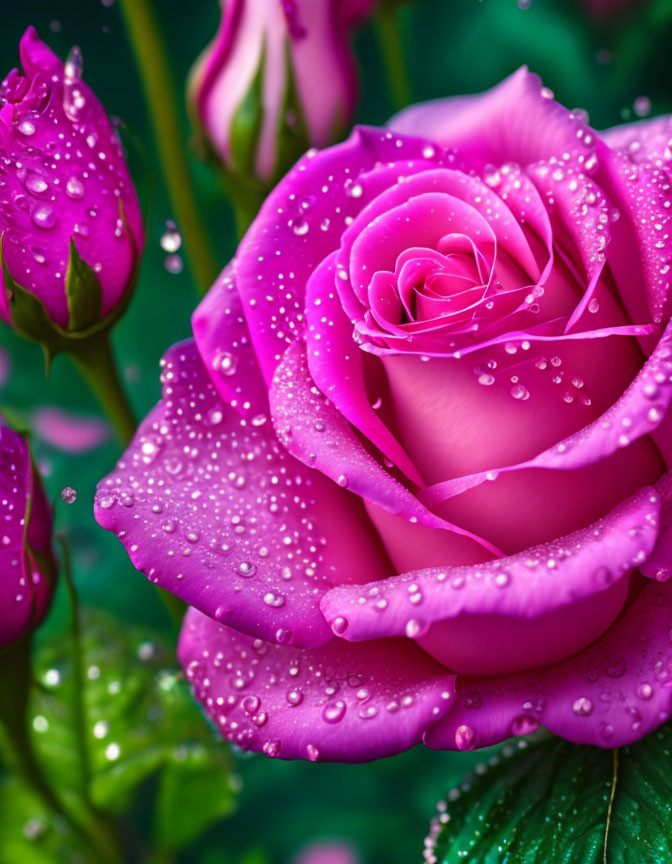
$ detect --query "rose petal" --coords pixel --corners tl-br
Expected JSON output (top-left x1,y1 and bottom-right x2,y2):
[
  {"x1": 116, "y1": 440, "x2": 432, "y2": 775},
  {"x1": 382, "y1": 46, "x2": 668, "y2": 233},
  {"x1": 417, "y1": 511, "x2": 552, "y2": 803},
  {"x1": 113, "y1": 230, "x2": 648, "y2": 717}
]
[
  {"x1": 95, "y1": 339, "x2": 349, "y2": 648},
  {"x1": 305, "y1": 252, "x2": 424, "y2": 485},
  {"x1": 192, "y1": 263, "x2": 268, "y2": 418},
  {"x1": 388, "y1": 67, "x2": 596, "y2": 173},
  {"x1": 419, "y1": 319, "x2": 672, "y2": 508},
  {"x1": 0, "y1": 425, "x2": 51, "y2": 646},
  {"x1": 424, "y1": 579, "x2": 672, "y2": 750},
  {"x1": 178, "y1": 606, "x2": 456, "y2": 762},
  {"x1": 232, "y1": 127, "x2": 439, "y2": 383},
  {"x1": 269, "y1": 338, "x2": 502, "y2": 557},
  {"x1": 321, "y1": 487, "x2": 661, "y2": 675}
]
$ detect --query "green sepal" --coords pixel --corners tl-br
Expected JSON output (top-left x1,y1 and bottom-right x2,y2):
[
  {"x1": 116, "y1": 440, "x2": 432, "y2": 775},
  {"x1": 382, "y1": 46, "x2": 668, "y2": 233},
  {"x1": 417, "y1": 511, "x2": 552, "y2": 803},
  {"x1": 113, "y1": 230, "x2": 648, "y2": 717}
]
[
  {"x1": 1, "y1": 203, "x2": 140, "y2": 374},
  {"x1": 230, "y1": 43, "x2": 266, "y2": 178},
  {"x1": 272, "y1": 43, "x2": 312, "y2": 181},
  {"x1": 65, "y1": 238, "x2": 102, "y2": 331}
]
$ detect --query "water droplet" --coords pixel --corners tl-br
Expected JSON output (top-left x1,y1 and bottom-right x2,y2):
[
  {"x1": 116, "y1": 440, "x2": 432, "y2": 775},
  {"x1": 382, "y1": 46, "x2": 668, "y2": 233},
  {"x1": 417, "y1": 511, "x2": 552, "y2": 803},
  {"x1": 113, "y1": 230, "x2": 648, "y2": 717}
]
[
  {"x1": 18, "y1": 119, "x2": 36, "y2": 136},
  {"x1": 455, "y1": 724, "x2": 476, "y2": 751},
  {"x1": 331, "y1": 616, "x2": 348, "y2": 635},
  {"x1": 31, "y1": 205, "x2": 56, "y2": 229},
  {"x1": 510, "y1": 383, "x2": 530, "y2": 401},
  {"x1": 572, "y1": 696, "x2": 593, "y2": 716},
  {"x1": 66, "y1": 177, "x2": 85, "y2": 199},
  {"x1": 322, "y1": 700, "x2": 346, "y2": 723},
  {"x1": 510, "y1": 715, "x2": 538, "y2": 736},
  {"x1": 60, "y1": 486, "x2": 77, "y2": 504},
  {"x1": 262, "y1": 739, "x2": 281, "y2": 758},
  {"x1": 213, "y1": 351, "x2": 237, "y2": 376},
  {"x1": 160, "y1": 221, "x2": 182, "y2": 253},
  {"x1": 306, "y1": 743, "x2": 320, "y2": 761}
]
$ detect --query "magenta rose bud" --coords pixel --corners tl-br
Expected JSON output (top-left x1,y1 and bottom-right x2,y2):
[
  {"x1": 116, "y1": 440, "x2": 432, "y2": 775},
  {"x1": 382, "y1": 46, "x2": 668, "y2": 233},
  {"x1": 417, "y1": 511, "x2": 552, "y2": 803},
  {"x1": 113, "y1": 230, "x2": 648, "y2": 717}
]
[
  {"x1": 96, "y1": 69, "x2": 672, "y2": 761},
  {"x1": 0, "y1": 27, "x2": 143, "y2": 343},
  {"x1": 0, "y1": 418, "x2": 54, "y2": 648},
  {"x1": 188, "y1": 0, "x2": 371, "y2": 186}
]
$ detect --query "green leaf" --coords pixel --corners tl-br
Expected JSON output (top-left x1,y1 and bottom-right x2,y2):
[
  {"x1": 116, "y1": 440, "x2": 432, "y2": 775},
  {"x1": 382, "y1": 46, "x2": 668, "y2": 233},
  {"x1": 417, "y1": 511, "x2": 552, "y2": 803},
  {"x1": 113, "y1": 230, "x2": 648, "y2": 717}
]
[
  {"x1": 0, "y1": 610, "x2": 237, "y2": 850},
  {"x1": 428, "y1": 728, "x2": 672, "y2": 864},
  {"x1": 0, "y1": 776, "x2": 89, "y2": 864},
  {"x1": 65, "y1": 239, "x2": 102, "y2": 332},
  {"x1": 155, "y1": 744, "x2": 237, "y2": 848}
]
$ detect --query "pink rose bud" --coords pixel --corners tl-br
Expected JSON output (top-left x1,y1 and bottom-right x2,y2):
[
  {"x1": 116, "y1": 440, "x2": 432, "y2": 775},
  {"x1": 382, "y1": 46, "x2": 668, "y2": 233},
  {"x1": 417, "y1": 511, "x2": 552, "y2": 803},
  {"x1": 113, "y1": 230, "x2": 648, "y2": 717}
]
[
  {"x1": 0, "y1": 27, "x2": 143, "y2": 347},
  {"x1": 0, "y1": 418, "x2": 54, "y2": 648},
  {"x1": 189, "y1": 0, "x2": 371, "y2": 185}
]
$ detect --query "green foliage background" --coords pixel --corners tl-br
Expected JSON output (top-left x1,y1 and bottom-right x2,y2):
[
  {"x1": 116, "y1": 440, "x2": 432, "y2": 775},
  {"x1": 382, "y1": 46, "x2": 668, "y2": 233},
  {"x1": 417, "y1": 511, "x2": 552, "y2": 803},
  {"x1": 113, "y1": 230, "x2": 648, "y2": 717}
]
[{"x1": 0, "y1": 0, "x2": 671, "y2": 861}]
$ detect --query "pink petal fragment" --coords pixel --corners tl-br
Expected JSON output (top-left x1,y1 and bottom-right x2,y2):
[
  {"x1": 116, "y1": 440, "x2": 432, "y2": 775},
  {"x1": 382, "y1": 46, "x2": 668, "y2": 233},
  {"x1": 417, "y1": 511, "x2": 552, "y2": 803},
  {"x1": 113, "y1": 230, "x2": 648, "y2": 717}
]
[
  {"x1": 32, "y1": 406, "x2": 110, "y2": 453},
  {"x1": 321, "y1": 487, "x2": 661, "y2": 641},
  {"x1": 178, "y1": 606, "x2": 455, "y2": 762},
  {"x1": 94, "y1": 339, "x2": 334, "y2": 648},
  {"x1": 424, "y1": 579, "x2": 672, "y2": 750}
]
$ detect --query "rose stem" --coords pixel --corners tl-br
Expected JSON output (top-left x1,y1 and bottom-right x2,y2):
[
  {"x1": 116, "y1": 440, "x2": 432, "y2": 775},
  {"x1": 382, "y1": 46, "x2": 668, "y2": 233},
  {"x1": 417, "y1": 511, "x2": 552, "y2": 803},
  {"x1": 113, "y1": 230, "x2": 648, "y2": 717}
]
[
  {"x1": 375, "y1": 3, "x2": 411, "y2": 111},
  {"x1": 67, "y1": 334, "x2": 136, "y2": 445},
  {"x1": 59, "y1": 535, "x2": 126, "y2": 860},
  {"x1": 118, "y1": 0, "x2": 218, "y2": 297},
  {"x1": 0, "y1": 639, "x2": 124, "y2": 864}
]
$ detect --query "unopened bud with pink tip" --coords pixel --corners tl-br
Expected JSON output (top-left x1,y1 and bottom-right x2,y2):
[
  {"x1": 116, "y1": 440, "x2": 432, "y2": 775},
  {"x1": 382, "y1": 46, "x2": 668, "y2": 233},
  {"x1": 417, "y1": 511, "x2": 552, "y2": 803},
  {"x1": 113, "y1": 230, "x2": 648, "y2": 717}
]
[
  {"x1": 0, "y1": 27, "x2": 143, "y2": 351},
  {"x1": 188, "y1": 0, "x2": 375, "y2": 189}
]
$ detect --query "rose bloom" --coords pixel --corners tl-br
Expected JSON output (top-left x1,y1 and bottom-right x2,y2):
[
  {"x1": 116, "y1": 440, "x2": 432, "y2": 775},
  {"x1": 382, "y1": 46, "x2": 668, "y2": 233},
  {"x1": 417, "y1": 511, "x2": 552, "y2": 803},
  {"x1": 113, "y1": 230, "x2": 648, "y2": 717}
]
[
  {"x1": 0, "y1": 418, "x2": 54, "y2": 647},
  {"x1": 96, "y1": 69, "x2": 672, "y2": 760},
  {"x1": 0, "y1": 28, "x2": 143, "y2": 331}
]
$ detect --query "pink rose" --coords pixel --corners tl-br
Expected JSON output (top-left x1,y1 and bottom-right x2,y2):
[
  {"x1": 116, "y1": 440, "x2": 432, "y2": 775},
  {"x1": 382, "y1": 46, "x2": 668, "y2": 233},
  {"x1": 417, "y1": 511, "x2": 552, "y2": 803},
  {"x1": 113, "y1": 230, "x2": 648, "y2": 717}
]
[
  {"x1": 96, "y1": 69, "x2": 672, "y2": 760},
  {"x1": 0, "y1": 418, "x2": 54, "y2": 647},
  {"x1": 188, "y1": 0, "x2": 375, "y2": 184}
]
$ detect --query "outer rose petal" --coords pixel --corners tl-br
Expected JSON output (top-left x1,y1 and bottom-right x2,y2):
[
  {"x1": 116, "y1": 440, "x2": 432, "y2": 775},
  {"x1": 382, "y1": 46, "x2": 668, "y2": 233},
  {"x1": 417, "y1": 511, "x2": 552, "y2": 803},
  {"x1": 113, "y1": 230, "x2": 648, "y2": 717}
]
[
  {"x1": 424, "y1": 580, "x2": 672, "y2": 750},
  {"x1": 601, "y1": 115, "x2": 672, "y2": 165},
  {"x1": 192, "y1": 263, "x2": 268, "y2": 418},
  {"x1": 95, "y1": 340, "x2": 393, "y2": 648},
  {"x1": 321, "y1": 488, "x2": 661, "y2": 675},
  {"x1": 178, "y1": 606, "x2": 456, "y2": 762},
  {"x1": 388, "y1": 67, "x2": 596, "y2": 171}
]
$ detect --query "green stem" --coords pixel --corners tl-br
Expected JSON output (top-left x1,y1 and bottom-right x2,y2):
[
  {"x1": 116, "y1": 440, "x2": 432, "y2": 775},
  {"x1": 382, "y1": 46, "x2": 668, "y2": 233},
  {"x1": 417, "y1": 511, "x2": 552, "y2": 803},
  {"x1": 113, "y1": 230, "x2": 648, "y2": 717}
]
[
  {"x1": 0, "y1": 640, "x2": 122, "y2": 864},
  {"x1": 59, "y1": 536, "x2": 91, "y2": 793},
  {"x1": 119, "y1": 0, "x2": 218, "y2": 296},
  {"x1": 59, "y1": 536, "x2": 127, "y2": 862},
  {"x1": 67, "y1": 334, "x2": 136, "y2": 445},
  {"x1": 375, "y1": 3, "x2": 411, "y2": 111}
]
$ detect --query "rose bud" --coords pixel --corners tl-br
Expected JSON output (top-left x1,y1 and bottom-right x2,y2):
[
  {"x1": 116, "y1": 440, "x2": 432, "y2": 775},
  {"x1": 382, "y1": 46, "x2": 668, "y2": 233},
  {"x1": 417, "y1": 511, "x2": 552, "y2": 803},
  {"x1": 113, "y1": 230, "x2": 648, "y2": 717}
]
[
  {"x1": 188, "y1": 0, "x2": 370, "y2": 188},
  {"x1": 97, "y1": 70, "x2": 672, "y2": 761},
  {"x1": 0, "y1": 418, "x2": 54, "y2": 648},
  {"x1": 0, "y1": 27, "x2": 143, "y2": 354}
]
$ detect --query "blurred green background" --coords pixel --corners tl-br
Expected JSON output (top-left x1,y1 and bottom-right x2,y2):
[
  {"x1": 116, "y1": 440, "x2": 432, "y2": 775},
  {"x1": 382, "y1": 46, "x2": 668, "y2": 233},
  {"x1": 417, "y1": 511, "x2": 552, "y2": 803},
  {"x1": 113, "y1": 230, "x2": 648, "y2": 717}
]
[{"x1": 0, "y1": 0, "x2": 671, "y2": 861}]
